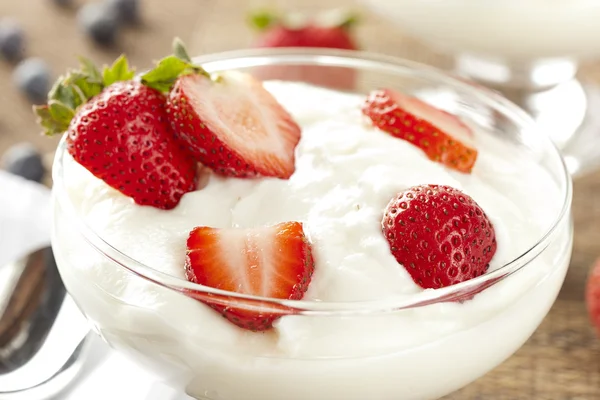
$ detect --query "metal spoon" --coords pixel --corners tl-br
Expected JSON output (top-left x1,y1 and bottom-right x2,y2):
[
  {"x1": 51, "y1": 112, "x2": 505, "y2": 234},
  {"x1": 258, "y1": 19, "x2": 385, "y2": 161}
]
[{"x1": 0, "y1": 247, "x2": 91, "y2": 399}]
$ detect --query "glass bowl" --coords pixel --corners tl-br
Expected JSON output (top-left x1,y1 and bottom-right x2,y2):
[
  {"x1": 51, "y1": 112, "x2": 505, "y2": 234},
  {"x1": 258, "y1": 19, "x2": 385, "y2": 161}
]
[{"x1": 51, "y1": 48, "x2": 573, "y2": 400}]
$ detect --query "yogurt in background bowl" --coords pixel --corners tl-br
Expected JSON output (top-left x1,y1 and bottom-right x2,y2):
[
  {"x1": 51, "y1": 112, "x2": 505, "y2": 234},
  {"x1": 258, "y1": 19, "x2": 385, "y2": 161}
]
[{"x1": 360, "y1": 0, "x2": 600, "y2": 62}]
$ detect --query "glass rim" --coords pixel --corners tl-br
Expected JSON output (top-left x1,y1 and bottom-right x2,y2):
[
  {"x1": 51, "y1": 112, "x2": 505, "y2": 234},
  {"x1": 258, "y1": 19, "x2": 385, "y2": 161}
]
[{"x1": 51, "y1": 47, "x2": 573, "y2": 315}]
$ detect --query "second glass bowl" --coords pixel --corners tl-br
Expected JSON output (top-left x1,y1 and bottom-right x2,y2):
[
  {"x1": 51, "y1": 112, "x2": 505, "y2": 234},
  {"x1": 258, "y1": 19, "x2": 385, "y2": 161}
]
[{"x1": 360, "y1": 0, "x2": 600, "y2": 177}]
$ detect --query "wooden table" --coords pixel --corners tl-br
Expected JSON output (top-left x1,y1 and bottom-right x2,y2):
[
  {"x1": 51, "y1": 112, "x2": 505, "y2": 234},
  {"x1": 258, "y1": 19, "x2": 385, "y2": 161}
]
[{"x1": 1, "y1": 0, "x2": 599, "y2": 398}]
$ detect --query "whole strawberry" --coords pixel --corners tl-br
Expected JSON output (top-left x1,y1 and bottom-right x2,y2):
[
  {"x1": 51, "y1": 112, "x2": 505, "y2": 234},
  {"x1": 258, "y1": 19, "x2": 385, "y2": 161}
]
[
  {"x1": 382, "y1": 184, "x2": 497, "y2": 289},
  {"x1": 251, "y1": 9, "x2": 358, "y2": 49},
  {"x1": 34, "y1": 55, "x2": 197, "y2": 209},
  {"x1": 249, "y1": 9, "x2": 359, "y2": 90}
]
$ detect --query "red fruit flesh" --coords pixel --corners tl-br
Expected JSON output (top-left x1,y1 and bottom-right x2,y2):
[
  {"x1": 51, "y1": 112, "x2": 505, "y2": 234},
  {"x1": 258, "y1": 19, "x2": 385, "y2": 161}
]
[
  {"x1": 586, "y1": 258, "x2": 600, "y2": 337},
  {"x1": 167, "y1": 72, "x2": 301, "y2": 179},
  {"x1": 255, "y1": 25, "x2": 357, "y2": 49},
  {"x1": 382, "y1": 185, "x2": 497, "y2": 289},
  {"x1": 67, "y1": 81, "x2": 197, "y2": 210},
  {"x1": 363, "y1": 89, "x2": 478, "y2": 173},
  {"x1": 185, "y1": 221, "x2": 314, "y2": 331},
  {"x1": 253, "y1": 25, "x2": 357, "y2": 90}
]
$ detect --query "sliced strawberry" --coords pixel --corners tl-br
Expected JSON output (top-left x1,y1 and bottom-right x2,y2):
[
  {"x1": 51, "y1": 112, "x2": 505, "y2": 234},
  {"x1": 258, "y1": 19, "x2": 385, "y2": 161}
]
[
  {"x1": 363, "y1": 89, "x2": 478, "y2": 173},
  {"x1": 167, "y1": 71, "x2": 301, "y2": 179},
  {"x1": 185, "y1": 221, "x2": 314, "y2": 331}
]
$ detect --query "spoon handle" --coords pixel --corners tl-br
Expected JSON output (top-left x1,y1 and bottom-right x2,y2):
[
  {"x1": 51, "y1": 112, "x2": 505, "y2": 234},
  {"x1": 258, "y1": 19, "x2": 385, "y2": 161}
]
[{"x1": 0, "y1": 248, "x2": 47, "y2": 350}]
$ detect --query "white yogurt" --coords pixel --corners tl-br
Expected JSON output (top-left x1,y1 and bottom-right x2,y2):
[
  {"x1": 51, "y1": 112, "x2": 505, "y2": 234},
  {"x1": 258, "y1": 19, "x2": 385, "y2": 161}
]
[
  {"x1": 361, "y1": 0, "x2": 600, "y2": 61},
  {"x1": 52, "y1": 82, "x2": 571, "y2": 400}
]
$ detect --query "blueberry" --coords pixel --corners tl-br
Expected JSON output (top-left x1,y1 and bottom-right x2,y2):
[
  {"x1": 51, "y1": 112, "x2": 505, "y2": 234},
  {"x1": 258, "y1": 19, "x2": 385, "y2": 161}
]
[
  {"x1": 2, "y1": 143, "x2": 46, "y2": 183},
  {"x1": 78, "y1": 2, "x2": 120, "y2": 46},
  {"x1": 0, "y1": 18, "x2": 25, "y2": 62},
  {"x1": 107, "y1": 0, "x2": 139, "y2": 24},
  {"x1": 13, "y1": 58, "x2": 51, "y2": 104},
  {"x1": 51, "y1": 0, "x2": 73, "y2": 7}
]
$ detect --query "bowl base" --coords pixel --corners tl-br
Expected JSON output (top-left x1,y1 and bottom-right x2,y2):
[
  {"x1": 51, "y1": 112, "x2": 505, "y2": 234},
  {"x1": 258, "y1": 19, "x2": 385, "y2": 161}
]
[
  {"x1": 455, "y1": 53, "x2": 578, "y2": 91},
  {"x1": 454, "y1": 55, "x2": 600, "y2": 178},
  {"x1": 497, "y1": 78, "x2": 600, "y2": 178}
]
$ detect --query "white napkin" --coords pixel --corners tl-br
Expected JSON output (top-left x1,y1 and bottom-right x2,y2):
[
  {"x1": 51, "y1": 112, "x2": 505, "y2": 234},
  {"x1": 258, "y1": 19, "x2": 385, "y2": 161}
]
[
  {"x1": 60, "y1": 339, "x2": 190, "y2": 400},
  {"x1": 0, "y1": 170, "x2": 52, "y2": 266}
]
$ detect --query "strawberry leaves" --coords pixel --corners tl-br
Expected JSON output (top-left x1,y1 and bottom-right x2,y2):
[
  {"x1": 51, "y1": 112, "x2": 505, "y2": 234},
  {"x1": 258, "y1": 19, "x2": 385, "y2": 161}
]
[
  {"x1": 141, "y1": 37, "x2": 209, "y2": 93},
  {"x1": 102, "y1": 55, "x2": 135, "y2": 86},
  {"x1": 33, "y1": 54, "x2": 136, "y2": 136},
  {"x1": 35, "y1": 80, "x2": 80, "y2": 136},
  {"x1": 248, "y1": 10, "x2": 280, "y2": 31},
  {"x1": 173, "y1": 37, "x2": 192, "y2": 63},
  {"x1": 248, "y1": 8, "x2": 360, "y2": 31},
  {"x1": 48, "y1": 101, "x2": 75, "y2": 127},
  {"x1": 33, "y1": 37, "x2": 205, "y2": 136},
  {"x1": 141, "y1": 56, "x2": 194, "y2": 92},
  {"x1": 78, "y1": 56, "x2": 103, "y2": 83},
  {"x1": 68, "y1": 72, "x2": 104, "y2": 100},
  {"x1": 49, "y1": 80, "x2": 81, "y2": 110},
  {"x1": 34, "y1": 105, "x2": 69, "y2": 137}
]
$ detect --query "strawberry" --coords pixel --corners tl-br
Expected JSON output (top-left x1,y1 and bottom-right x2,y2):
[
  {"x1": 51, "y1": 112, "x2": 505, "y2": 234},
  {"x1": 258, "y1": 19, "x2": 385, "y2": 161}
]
[
  {"x1": 137, "y1": 39, "x2": 301, "y2": 179},
  {"x1": 248, "y1": 9, "x2": 359, "y2": 90},
  {"x1": 363, "y1": 89, "x2": 478, "y2": 173},
  {"x1": 251, "y1": 9, "x2": 358, "y2": 50},
  {"x1": 34, "y1": 55, "x2": 197, "y2": 210},
  {"x1": 185, "y1": 221, "x2": 314, "y2": 331},
  {"x1": 586, "y1": 258, "x2": 600, "y2": 337},
  {"x1": 164, "y1": 70, "x2": 301, "y2": 179},
  {"x1": 382, "y1": 184, "x2": 497, "y2": 289}
]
